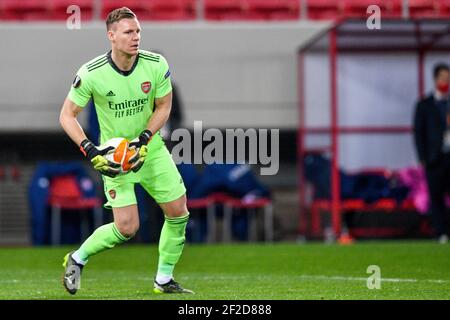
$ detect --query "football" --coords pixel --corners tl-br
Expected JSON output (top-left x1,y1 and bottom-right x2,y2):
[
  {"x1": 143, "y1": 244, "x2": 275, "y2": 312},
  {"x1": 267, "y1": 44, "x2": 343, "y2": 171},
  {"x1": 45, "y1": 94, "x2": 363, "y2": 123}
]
[{"x1": 100, "y1": 137, "x2": 136, "y2": 174}]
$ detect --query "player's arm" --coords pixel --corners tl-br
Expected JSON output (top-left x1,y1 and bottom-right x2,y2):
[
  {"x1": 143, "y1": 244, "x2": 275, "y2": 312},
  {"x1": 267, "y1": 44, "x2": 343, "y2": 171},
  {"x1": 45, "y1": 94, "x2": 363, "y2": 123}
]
[
  {"x1": 59, "y1": 98, "x2": 88, "y2": 146},
  {"x1": 130, "y1": 91, "x2": 172, "y2": 148},
  {"x1": 148, "y1": 91, "x2": 173, "y2": 134},
  {"x1": 134, "y1": 88, "x2": 173, "y2": 142},
  {"x1": 59, "y1": 98, "x2": 120, "y2": 177}
]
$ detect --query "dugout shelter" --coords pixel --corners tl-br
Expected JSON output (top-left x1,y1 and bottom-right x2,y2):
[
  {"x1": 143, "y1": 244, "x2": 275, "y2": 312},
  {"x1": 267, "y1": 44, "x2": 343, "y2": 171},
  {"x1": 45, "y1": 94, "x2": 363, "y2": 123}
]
[{"x1": 297, "y1": 18, "x2": 450, "y2": 240}]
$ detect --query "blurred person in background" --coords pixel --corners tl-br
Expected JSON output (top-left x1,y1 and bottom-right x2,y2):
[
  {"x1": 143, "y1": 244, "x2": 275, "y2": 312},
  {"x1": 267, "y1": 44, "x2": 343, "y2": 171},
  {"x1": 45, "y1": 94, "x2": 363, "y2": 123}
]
[
  {"x1": 59, "y1": 7, "x2": 193, "y2": 295},
  {"x1": 413, "y1": 63, "x2": 450, "y2": 244}
]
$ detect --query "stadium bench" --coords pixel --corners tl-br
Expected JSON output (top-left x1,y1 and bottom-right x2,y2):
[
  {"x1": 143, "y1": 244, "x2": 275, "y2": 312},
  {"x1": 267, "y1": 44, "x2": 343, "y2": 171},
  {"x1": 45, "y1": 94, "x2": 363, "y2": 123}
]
[
  {"x1": 188, "y1": 192, "x2": 273, "y2": 243},
  {"x1": 309, "y1": 197, "x2": 417, "y2": 238},
  {"x1": 305, "y1": 167, "x2": 417, "y2": 238},
  {"x1": 187, "y1": 196, "x2": 217, "y2": 243},
  {"x1": 221, "y1": 193, "x2": 273, "y2": 243},
  {"x1": 48, "y1": 175, "x2": 102, "y2": 245}
]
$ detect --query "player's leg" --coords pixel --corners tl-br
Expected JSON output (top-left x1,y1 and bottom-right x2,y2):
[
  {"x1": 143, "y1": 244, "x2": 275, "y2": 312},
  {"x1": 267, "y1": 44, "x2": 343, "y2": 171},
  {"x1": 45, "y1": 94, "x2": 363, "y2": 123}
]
[
  {"x1": 75, "y1": 204, "x2": 139, "y2": 259},
  {"x1": 140, "y1": 145, "x2": 192, "y2": 293},
  {"x1": 154, "y1": 194, "x2": 193, "y2": 293},
  {"x1": 62, "y1": 180, "x2": 138, "y2": 294}
]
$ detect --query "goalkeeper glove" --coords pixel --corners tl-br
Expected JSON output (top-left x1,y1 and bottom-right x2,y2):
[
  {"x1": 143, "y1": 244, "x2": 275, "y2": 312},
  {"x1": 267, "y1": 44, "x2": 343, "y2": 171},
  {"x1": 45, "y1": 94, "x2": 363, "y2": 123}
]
[
  {"x1": 80, "y1": 139, "x2": 120, "y2": 178},
  {"x1": 128, "y1": 129, "x2": 152, "y2": 172}
]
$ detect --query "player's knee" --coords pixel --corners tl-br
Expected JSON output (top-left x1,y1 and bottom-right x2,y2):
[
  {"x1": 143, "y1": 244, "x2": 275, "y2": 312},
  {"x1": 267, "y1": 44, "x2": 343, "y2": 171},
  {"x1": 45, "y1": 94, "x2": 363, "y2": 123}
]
[
  {"x1": 166, "y1": 207, "x2": 188, "y2": 218},
  {"x1": 116, "y1": 220, "x2": 140, "y2": 238},
  {"x1": 163, "y1": 195, "x2": 188, "y2": 218},
  {"x1": 171, "y1": 205, "x2": 188, "y2": 217}
]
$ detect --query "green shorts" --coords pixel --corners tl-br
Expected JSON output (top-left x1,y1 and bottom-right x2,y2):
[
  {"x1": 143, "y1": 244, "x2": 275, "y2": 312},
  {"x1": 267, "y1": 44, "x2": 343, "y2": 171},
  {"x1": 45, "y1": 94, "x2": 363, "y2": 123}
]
[{"x1": 102, "y1": 144, "x2": 186, "y2": 209}]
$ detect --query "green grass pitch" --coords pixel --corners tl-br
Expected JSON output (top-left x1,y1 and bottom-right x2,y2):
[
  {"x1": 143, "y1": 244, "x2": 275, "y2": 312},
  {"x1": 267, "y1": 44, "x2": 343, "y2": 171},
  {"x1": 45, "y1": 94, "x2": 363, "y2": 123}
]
[{"x1": 0, "y1": 241, "x2": 449, "y2": 300}]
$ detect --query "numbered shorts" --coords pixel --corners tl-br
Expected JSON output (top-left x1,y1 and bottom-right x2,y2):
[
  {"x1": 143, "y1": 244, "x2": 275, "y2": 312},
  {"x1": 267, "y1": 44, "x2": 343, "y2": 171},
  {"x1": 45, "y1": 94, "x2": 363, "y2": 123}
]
[{"x1": 102, "y1": 145, "x2": 186, "y2": 209}]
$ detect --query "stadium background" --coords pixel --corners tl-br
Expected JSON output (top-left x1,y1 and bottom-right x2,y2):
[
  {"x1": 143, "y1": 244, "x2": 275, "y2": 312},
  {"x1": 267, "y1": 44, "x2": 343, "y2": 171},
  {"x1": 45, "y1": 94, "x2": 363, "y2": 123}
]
[
  {"x1": 0, "y1": 0, "x2": 449, "y2": 301},
  {"x1": 0, "y1": 0, "x2": 328, "y2": 245}
]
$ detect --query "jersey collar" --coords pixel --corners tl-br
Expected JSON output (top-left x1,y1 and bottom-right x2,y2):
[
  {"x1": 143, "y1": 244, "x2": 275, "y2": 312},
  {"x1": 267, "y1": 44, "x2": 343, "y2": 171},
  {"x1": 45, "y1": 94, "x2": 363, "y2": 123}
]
[{"x1": 107, "y1": 50, "x2": 139, "y2": 77}]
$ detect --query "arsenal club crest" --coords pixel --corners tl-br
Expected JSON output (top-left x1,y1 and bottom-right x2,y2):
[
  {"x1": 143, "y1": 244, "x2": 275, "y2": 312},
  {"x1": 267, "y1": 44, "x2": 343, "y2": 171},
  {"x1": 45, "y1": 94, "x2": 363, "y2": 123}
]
[{"x1": 141, "y1": 81, "x2": 151, "y2": 94}]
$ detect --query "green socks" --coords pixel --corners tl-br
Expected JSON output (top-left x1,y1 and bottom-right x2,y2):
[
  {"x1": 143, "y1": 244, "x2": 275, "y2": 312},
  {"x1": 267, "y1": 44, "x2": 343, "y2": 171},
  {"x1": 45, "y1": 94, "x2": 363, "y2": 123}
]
[
  {"x1": 74, "y1": 222, "x2": 130, "y2": 263},
  {"x1": 156, "y1": 213, "x2": 189, "y2": 283},
  {"x1": 71, "y1": 214, "x2": 188, "y2": 285}
]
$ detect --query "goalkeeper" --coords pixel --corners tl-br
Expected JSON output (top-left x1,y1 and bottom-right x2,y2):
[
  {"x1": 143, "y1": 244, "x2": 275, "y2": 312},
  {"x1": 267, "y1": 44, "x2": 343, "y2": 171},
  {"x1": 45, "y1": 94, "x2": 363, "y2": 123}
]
[{"x1": 59, "y1": 7, "x2": 192, "y2": 295}]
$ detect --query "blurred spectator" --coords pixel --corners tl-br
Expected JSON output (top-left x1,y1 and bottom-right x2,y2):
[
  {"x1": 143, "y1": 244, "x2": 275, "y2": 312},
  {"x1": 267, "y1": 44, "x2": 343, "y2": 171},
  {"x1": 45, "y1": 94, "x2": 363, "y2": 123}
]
[{"x1": 413, "y1": 62, "x2": 450, "y2": 243}]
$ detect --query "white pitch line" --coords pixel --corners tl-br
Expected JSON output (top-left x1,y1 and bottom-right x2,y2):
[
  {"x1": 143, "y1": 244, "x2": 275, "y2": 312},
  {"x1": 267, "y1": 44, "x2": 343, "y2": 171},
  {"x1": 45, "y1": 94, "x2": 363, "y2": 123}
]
[
  {"x1": 297, "y1": 275, "x2": 450, "y2": 284},
  {"x1": 1, "y1": 275, "x2": 449, "y2": 285},
  {"x1": 135, "y1": 274, "x2": 450, "y2": 284}
]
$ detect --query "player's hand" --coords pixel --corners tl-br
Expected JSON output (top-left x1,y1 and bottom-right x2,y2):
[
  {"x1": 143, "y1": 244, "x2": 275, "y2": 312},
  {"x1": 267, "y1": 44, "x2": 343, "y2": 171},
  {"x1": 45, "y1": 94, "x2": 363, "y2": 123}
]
[
  {"x1": 80, "y1": 139, "x2": 121, "y2": 178},
  {"x1": 128, "y1": 130, "x2": 152, "y2": 173},
  {"x1": 129, "y1": 129, "x2": 153, "y2": 149},
  {"x1": 128, "y1": 144, "x2": 148, "y2": 172}
]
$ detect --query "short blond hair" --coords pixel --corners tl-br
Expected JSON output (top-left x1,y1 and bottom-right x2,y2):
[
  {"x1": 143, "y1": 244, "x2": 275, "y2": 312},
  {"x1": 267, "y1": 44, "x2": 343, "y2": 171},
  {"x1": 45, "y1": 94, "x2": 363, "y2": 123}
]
[{"x1": 106, "y1": 7, "x2": 136, "y2": 31}]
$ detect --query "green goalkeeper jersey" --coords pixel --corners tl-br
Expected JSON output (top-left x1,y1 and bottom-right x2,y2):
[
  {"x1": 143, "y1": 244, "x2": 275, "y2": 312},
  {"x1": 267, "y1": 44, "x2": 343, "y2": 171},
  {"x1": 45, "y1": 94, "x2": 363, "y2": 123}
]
[{"x1": 68, "y1": 50, "x2": 172, "y2": 147}]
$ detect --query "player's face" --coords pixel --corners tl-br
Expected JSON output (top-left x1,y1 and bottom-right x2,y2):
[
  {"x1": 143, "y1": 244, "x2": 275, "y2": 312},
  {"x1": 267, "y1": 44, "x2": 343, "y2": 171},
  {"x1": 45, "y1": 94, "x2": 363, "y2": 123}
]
[
  {"x1": 435, "y1": 69, "x2": 450, "y2": 89},
  {"x1": 108, "y1": 18, "x2": 141, "y2": 56}
]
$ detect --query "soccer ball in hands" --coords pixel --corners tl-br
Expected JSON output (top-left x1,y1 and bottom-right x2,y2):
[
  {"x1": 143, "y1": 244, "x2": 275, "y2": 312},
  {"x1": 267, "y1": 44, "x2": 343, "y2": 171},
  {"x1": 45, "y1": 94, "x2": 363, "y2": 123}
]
[{"x1": 100, "y1": 137, "x2": 137, "y2": 174}]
